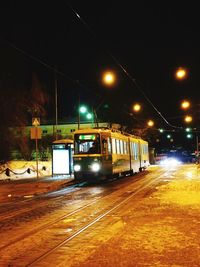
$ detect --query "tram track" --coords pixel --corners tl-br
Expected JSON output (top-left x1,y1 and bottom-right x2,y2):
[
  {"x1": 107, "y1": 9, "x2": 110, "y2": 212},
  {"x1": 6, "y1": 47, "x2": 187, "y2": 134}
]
[
  {"x1": 0, "y1": 168, "x2": 170, "y2": 266},
  {"x1": 27, "y1": 169, "x2": 167, "y2": 266},
  {"x1": 0, "y1": 181, "x2": 85, "y2": 219}
]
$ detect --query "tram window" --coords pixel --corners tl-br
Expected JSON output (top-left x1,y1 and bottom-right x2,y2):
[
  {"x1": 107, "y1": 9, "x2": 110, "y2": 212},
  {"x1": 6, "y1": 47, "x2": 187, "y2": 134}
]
[
  {"x1": 120, "y1": 140, "x2": 124, "y2": 154},
  {"x1": 124, "y1": 141, "x2": 127, "y2": 154},
  {"x1": 112, "y1": 138, "x2": 116, "y2": 154},
  {"x1": 134, "y1": 143, "x2": 138, "y2": 160},
  {"x1": 122, "y1": 141, "x2": 124, "y2": 154},
  {"x1": 131, "y1": 143, "x2": 135, "y2": 158},
  {"x1": 74, "y1": 134, "x2": 100, "y2": 154},
  {"x1": 107, "y1": 138, "x2": 112, "y2": 154},
  {"x1": 80, "y1": 142, "x2": 90, "y2": 153},
  {"x1": 102, "y1": 139, "x2": 107, "y2": 154},
  {"x1": 130, "y1": 142, "x2": 133, "y2": 156},
  {"x1": 116, "y1": 139, "x2": 120, "y2": 154}
]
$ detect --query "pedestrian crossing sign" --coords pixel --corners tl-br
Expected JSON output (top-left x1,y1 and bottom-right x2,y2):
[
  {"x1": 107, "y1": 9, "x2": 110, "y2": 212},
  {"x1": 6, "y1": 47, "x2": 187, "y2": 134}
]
[{"x1": 32, "y1": 117, "x2": 40, "y2": 126}]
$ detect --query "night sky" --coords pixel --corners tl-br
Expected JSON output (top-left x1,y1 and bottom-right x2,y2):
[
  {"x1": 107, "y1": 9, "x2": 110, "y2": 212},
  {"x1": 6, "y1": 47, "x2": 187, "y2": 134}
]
[{"x1": 0, "y1": 1, "x2": 200, "y2": 131}]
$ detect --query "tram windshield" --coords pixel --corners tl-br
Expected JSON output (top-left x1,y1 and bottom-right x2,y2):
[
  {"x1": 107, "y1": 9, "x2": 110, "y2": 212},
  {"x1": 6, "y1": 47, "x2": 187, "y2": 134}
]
[{"x1": 74, "y1": 133, "x2": 101, "y2": 154}]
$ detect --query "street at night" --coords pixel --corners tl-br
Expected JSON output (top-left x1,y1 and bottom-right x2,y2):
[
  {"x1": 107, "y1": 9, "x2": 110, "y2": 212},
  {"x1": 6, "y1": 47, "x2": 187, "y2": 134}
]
[
  {"x1": 1, "y1": 2, "x2": 200, "y2": 266},
  {"x1": 0, "y1": 164, "x2": 200, "y2": 266}
]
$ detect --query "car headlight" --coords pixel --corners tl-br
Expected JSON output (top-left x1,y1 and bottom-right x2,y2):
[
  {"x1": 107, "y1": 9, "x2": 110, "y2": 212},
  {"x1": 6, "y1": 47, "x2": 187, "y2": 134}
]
[
  {"x1": 160, "y1": 157, "x2": 181, "y2": 166},
  {"x1": 74, "y1": 164, "x2": 81, "y2": 172},
  {"x1": 90, "y1": 162, "x2": 101, "y2": 172}
]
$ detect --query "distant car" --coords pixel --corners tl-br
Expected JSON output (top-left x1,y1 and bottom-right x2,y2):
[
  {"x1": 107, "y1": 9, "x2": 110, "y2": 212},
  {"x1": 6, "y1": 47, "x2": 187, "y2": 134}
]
[{"x1": 159, "y1": 157, "x2": 181, "y2": 166}]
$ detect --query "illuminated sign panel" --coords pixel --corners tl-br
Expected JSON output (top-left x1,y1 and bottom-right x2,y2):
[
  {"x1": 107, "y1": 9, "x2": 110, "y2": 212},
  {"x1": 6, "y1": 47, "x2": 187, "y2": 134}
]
[
  {"x1": 53, "y1": 150, "x2": 69, "y2": 174},
  {"x1": 78, "y1": 134, "x2": 96, "y2": 140}
]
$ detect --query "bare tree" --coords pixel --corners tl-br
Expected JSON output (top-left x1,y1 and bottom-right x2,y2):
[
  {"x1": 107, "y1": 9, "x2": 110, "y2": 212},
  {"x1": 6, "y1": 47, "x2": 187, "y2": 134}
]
[{"x1": 0, "y1": 72, "x2": 50, "y2": 162}]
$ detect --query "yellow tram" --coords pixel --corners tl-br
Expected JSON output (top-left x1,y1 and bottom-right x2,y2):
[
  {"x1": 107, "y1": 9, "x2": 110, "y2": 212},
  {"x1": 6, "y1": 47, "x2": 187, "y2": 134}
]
[{"x1": 73, "y1": 127, "x2": 149, "y2": 180}]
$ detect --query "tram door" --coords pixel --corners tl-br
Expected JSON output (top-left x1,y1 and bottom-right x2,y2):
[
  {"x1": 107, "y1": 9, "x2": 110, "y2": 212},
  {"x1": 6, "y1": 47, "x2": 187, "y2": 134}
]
[{"x1": 101, "y1": 134, "x2": 112, "y2": 175}]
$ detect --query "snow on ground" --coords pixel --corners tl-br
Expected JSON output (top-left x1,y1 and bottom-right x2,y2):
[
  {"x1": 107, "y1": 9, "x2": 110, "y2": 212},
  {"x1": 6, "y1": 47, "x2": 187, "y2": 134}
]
[{"x1": 0, "y1": 160, "x2": 52, "y2": 181}]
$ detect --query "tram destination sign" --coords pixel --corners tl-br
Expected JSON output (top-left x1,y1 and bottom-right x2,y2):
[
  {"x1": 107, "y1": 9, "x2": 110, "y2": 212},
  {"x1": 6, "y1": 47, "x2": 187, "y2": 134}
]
[{"x1": 78, "y1": 134, "x2": 96, "y2": 140}]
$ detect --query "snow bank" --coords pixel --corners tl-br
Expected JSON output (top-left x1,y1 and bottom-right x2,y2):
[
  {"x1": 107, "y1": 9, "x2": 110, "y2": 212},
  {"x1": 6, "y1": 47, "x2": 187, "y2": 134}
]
[{"x1": 0, "y1": 161, "x2": 52, "y2": 181}]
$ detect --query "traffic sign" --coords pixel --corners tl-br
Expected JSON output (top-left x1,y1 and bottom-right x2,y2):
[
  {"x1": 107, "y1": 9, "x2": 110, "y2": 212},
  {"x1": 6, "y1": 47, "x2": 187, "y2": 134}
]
[
  {"x1": 32, "y1": 117, "x2": 40, "y2": 126},
  {"x1": 31, "y1": 127, "x2": 42, "y2": 139}
]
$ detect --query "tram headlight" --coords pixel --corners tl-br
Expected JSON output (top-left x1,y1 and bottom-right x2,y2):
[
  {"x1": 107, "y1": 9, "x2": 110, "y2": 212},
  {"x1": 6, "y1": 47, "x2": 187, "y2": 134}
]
[
  {"x1": 90, "y1": 162, "x2": 101, "y2": 172},
  {"x1": 74, "y1": 164, "x2": 81, "y2": 172}
]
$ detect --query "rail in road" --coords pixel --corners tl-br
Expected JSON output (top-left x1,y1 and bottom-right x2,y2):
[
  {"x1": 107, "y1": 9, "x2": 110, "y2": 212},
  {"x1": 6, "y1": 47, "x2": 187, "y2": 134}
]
[{"x1": 0, "y1": 167, "x2": 172, "y2": 266}]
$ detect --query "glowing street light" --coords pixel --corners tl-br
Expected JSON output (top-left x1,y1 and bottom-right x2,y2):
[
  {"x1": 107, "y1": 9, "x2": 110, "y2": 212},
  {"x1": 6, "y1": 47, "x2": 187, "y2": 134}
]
[
  {"x1": 186, "y1": 133, "x2": 193, "y2": 139},
  {"x1": 147, "y1": 120, "x2": 154, "y2": 127},
  {"x1": 133, "y1": 103, "x2": 141, "y2": 112},
  {"x1": 79, "y1": 106, "x2": 87, "y2": 114},
  {"x1": 184, "y1": 115, "x2": 193, "y2": 123},
  {"x1": 185, "y1": 127, "x2": 191, "y2": 132},
  {"x1": 181, "y1": 100, "x2": 190, "y2": 110},
  {"x1": 78, "y1": 105, "x2": 93, "y2": 129},
  {"x1": 175, "y1": 67, "x2": 188, "y2": 80},
  {"x1": 102, "y1": 71, "x2": 116, "y2": 86},
  {"x1": 86, "y1": 113, "x2": 93, "y2": 120}
]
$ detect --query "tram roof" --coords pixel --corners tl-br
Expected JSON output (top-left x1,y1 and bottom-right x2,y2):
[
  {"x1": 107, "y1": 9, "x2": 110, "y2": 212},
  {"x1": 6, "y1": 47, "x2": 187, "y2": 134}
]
[
  {"x1": 73, "y1": 127, "x2": 146, "y2": 142},
  {"x1": 52, "y1": 139, "x2": 73, "y2": 144}
]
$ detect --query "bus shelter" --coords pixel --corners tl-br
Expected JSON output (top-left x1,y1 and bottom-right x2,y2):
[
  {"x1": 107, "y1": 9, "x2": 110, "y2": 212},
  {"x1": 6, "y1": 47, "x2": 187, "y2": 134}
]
[{"x1": 52, "y1": 139, "x2": 74, "y2": 175}]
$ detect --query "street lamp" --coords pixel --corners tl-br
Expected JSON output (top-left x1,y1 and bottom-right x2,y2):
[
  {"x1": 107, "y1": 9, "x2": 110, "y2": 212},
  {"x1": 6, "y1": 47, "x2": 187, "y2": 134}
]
[
  {"x1": 86, "y1": 113, "x2": 93, "y2": 120},
  {"x1": 102, "y1": 70, "x2": 116, "y2": 87},
  {"x1": 186, "y1": 133, "x2": 193, "y2": 139},
  {"x1": 175, "y1": 67, "x2": 188, "y2": 80},
  {"x1": 184, "y1": 115, "x2": 193, "y2": 123},
  {"x1": 147, "y1": 120, "x2": 154, "y2": 127},
  {"x1": 181, "y1": 100, "x2": 190, "y2": 110},
  {"x1": 79, "y1": 106, "x2": 88, "y2": 114},
  {"x1": 185, "y1": 127, "x2": 191, "y2": 132},
  {"x1": 133, "y1": 103, "x2": 141, "y2": 112},
  {"x1": 78, "y1": 104, "x2": 95, "y2": 129}
]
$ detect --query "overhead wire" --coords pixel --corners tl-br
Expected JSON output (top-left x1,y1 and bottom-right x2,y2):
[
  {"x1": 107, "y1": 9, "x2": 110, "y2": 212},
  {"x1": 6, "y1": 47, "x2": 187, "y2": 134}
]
[
  {"x1": 67, "y1": 2, "x2": 183, "y2": 130},
  {"x1": 0, "y1": 7, "x2": 183, "y2": 130},
  {"x1": 1, "y1": 37, "x2": 87, "y2": 89}
]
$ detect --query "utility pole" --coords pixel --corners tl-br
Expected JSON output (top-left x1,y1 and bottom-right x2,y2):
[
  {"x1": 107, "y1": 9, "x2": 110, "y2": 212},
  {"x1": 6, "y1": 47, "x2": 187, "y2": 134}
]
[
  {"x1": 78, "y1": 94, "x2": 80, "y2": 129},
  {"x1": 54, "y1": 68, "x2": 58, "y2": 140}
]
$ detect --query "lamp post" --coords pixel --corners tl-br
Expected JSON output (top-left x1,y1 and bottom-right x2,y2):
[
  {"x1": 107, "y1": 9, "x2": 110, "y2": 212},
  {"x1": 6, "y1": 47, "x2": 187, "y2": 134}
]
[{"x1": 54, "y1": 68, "x2": 58, "y2": 140}]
